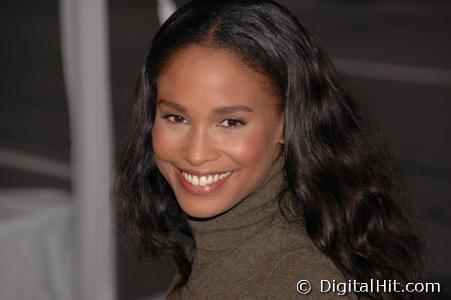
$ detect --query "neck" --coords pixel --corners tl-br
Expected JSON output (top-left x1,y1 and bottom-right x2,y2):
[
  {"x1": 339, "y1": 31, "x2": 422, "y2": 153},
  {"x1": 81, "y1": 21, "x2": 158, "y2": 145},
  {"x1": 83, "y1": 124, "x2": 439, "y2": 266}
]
[{"x1": 188, "y1": 156, "x2": 285, "y2": 256}]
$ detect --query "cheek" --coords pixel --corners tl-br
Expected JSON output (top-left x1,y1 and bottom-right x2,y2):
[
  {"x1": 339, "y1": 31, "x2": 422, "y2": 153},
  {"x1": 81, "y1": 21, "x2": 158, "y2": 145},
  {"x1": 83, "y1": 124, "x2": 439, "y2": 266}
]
[
  {"x1": 151, "y1": 123, "x2": 179, "y2": 160},
  {"x1": 222, "y1": 126, "x2": 273, "y2": 165}
]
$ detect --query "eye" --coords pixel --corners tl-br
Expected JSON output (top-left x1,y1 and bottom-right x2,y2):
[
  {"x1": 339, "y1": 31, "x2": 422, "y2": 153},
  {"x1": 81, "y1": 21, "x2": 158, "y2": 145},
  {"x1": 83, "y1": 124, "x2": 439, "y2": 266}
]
[
  {"x1": 219, "y1": 118, "x2": 246, "y2": 129},
  {"x1": 161, "y1": 114, "x2": 187, "y2": 124}
]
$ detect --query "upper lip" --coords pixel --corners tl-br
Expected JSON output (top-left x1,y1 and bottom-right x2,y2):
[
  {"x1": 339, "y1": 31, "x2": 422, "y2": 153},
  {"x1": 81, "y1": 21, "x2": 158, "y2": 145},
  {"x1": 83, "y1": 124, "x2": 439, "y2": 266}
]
[{"x1": 177, "y1": 167, "x2": 231, "y2": 177}]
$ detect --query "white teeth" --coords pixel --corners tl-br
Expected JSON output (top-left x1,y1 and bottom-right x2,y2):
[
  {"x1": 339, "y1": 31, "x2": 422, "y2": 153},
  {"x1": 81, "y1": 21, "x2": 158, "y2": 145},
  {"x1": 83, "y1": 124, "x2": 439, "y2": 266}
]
[
  {"x1": 219, "y1": 172, "x2": 231, "y2": 179},
  {"x1": 182, "y1": 171, "x2": 232, "y2": 186},
  {"x1": 192, "y1": 176, "x2": 199, "y2": 185}
]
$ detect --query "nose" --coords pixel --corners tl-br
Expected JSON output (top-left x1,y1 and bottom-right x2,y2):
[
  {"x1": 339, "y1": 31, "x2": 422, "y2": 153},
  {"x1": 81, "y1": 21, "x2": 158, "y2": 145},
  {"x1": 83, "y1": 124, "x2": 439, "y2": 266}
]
[{"x1": 181, "y1": 125, "x2": 220, "y2": 166}]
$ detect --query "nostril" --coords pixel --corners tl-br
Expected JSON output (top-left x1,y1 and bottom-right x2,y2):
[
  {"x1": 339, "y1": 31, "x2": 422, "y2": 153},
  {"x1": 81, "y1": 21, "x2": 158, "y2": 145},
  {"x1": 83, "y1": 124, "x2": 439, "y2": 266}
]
[{"x1": 181, "y1": 141, "x2": 220, "y2": 166}]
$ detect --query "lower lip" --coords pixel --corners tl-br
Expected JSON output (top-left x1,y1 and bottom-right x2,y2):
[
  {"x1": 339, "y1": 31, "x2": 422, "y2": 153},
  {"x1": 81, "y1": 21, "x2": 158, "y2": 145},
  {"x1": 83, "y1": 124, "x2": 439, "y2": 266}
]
[{"x1": 176, "y1": 168, "x2": 232, "y2": 195}]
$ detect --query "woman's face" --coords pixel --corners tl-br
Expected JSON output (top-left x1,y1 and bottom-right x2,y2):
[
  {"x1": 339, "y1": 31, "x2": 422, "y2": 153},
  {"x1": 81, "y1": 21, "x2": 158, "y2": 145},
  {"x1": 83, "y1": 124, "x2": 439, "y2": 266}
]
[{"x1": 152, "y1": 45, "x2": 285, "y2": 218}]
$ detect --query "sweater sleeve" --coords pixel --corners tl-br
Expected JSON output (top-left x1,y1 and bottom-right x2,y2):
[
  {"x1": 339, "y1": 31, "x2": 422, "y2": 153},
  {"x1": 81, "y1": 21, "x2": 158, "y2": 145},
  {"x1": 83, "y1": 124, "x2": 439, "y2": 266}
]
[{"x1": 255, "y1": 250, "x2": 357, "y2": 299}]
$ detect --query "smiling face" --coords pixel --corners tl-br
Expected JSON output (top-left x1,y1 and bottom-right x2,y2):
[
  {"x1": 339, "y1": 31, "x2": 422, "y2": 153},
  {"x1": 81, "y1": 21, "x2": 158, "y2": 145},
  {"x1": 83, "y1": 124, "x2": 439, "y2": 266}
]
[{"x1": 151, "y1": 45, "x2": 285, "y2": 218}]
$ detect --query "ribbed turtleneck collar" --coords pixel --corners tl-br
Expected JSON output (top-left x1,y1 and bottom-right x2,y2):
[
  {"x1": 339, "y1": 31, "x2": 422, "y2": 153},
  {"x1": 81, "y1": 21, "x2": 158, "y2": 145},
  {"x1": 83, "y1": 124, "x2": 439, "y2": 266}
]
[{"x1": 188, "y1": 156, "x2": 285, "y2": 255}]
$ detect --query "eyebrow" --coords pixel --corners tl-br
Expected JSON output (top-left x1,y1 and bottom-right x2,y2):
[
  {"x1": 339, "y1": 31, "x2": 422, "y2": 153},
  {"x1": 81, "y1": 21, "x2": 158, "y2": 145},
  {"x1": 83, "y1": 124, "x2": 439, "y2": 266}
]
[
  {"x1": 158, "y1": 100, "x2": 187, "y2": 112},
  {"x1": 158, "y1": 99, "x2": 254, "y2": 114},
  {"x1": 213, "y1": 105, "x2": 254, "y2": 114}
]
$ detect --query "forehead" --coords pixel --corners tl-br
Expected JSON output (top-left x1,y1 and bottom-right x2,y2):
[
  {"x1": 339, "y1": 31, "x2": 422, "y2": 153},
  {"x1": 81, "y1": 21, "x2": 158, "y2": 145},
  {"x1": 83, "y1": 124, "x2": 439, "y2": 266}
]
[{"x1": 156, "y1": 45, "x2": 279, "y2": 112}]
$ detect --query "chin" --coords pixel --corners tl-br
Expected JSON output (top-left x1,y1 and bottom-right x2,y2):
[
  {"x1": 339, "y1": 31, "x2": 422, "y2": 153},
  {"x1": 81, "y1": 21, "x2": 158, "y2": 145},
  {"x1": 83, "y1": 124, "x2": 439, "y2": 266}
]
[
  {"x1": 187, "y1": 211, "x2": 216, "y2": 219},
  {"x1": 179, "y1": 201, "x2": 225, "y2": 219},
  {"x1": 184, "y1": 207, "x2": 219, "y2": 219}
]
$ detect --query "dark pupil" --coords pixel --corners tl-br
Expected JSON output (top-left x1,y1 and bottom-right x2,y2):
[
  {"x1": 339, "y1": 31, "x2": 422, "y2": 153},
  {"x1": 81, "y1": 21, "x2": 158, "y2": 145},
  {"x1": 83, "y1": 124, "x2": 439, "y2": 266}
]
[{"x1": 228, "y1": 120, "x2": 237, "y2": 126}]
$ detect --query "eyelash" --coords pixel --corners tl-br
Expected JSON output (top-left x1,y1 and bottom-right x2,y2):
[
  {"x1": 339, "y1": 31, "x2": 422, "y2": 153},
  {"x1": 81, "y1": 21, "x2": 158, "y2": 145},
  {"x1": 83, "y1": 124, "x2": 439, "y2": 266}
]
[
  {"x1": 161, "y1": 114, "x2": 247, "y2": 129},
  {"x1": 220, "y1": 118, "x2": 246, "y2": 128},
  {"x1": 162, "y1": 114, "x2": 186, "y2": 123}
]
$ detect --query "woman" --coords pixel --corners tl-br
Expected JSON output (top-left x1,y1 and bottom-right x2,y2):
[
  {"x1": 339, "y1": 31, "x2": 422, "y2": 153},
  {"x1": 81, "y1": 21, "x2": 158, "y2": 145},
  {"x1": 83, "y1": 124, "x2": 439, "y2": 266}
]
[{"x1": 114, "y1": 0, "x2": 426, "y2": 298}]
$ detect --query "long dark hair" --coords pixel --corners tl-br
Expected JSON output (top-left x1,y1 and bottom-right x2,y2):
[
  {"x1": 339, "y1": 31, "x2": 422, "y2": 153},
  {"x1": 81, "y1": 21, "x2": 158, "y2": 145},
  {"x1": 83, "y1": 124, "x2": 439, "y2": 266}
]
[{"x1": 114, "y1": 0, "x2": 426, "y2": 298}]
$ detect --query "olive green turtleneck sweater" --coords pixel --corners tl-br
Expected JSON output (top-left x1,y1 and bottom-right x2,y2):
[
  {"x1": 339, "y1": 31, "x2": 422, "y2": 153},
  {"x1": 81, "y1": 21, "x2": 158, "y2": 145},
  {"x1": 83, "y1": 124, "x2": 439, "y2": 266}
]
[{"x1": 166, "y1": 157, "x2": 354, "y2": 299}]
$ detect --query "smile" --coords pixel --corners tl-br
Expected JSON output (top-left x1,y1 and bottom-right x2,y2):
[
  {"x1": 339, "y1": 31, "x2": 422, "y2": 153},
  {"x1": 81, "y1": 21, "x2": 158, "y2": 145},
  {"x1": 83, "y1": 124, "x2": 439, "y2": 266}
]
[
  {"x1": 182, "y1": 171, "x2": 232, "y2": 186},
  {"x1": 176, "y1": 167, "x2": 234, "y2": 194}
]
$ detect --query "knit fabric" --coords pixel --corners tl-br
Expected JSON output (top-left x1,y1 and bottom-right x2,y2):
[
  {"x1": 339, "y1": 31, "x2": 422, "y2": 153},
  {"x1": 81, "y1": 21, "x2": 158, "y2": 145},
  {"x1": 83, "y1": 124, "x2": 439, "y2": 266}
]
[{"x1": 166, "y1": 157, "x2": 355, "y2": 299}]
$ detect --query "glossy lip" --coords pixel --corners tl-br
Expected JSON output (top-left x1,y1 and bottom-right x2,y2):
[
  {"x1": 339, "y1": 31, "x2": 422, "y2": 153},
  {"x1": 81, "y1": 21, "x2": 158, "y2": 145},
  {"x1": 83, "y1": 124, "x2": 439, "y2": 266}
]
[{"x1": 175, "y1": 167, "x2": 233, "y2": 195}]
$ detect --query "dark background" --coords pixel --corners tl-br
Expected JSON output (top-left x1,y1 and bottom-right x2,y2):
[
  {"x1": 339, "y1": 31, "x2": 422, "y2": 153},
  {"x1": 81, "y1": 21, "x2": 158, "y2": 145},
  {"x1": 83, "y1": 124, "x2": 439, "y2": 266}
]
[{"x1": 0, "y1": 0, "x2": 450, "y2": 299}]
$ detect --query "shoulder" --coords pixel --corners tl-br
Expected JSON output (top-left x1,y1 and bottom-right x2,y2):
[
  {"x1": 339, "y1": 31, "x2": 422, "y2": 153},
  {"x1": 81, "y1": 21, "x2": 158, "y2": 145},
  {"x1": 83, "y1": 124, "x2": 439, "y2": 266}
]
[
  {"x1": 270, "y1": 221, "x2": 343, "y2": 277},
  {"x1": 252, "y1": 219, "x2": 356, "y2": 299}
]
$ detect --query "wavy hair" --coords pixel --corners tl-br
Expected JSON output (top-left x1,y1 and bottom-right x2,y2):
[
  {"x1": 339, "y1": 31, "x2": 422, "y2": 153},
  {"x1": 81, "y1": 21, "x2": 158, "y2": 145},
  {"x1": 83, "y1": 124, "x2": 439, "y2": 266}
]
[{"x1": 114, "y1": 0, "x2": 426, "y2": 298}]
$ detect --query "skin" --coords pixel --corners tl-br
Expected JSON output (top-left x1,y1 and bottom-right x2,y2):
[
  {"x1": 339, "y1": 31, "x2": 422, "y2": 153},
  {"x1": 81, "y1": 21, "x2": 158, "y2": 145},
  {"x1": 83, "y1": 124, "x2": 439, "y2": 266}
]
[{"x1": 152, "y1": 45, "x2": 285, "y2": 218}]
